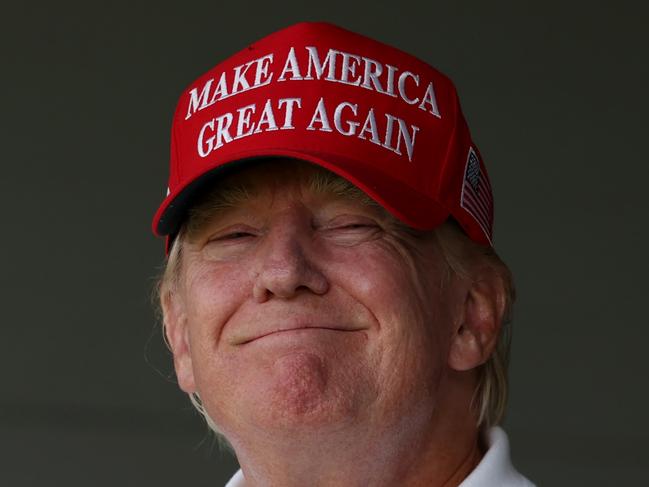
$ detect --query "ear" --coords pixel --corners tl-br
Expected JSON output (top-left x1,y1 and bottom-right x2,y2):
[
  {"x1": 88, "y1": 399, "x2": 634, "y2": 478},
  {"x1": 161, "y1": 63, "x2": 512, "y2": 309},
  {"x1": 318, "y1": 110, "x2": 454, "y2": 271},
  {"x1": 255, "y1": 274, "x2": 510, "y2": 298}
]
[
  {"x1": 448, "y1": 270, "x2": 507, "y2": 372},
  {"x1": 161, "y1": 290, "x2": 196, "y2": 393}
]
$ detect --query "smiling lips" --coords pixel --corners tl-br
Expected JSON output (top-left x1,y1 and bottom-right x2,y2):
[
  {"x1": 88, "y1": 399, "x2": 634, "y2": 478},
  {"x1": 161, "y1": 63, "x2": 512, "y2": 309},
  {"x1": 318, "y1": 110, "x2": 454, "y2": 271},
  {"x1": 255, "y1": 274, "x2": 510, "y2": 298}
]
[{"x1": 235, "y1": 324, "x2": 364, "y2": 345}]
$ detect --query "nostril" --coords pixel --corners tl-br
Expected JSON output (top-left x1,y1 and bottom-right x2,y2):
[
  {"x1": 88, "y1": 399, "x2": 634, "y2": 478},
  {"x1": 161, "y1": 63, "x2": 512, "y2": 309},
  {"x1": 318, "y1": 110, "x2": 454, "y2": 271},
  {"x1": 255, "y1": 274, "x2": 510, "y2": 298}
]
[
  {"x1": 252, "y1": 285, "x2": 270, "y2": 303},
  {"x1": 252, "y1": 263, "x2": 329, "y2": 301}
]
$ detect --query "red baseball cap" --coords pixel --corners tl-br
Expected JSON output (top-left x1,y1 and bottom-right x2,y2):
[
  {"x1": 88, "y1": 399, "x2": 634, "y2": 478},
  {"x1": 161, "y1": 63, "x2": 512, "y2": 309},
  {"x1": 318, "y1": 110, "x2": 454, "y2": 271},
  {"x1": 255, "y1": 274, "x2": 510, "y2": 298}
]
[{"x1": 152, "y1": 22, "x2": 494, "y2": 246}]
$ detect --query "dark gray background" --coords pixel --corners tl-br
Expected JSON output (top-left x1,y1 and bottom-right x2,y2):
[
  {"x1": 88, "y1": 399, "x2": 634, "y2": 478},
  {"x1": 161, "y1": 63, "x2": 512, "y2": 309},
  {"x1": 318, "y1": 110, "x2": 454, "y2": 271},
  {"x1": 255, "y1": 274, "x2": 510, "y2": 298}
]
[{"x1": 2, "y1": 0, "x2": 647, "y2": 485}]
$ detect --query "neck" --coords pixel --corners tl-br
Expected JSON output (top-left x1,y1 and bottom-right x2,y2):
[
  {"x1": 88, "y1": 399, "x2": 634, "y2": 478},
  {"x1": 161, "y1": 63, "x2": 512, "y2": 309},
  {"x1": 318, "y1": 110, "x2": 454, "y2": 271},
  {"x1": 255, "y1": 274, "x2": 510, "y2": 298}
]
[{"x1": 228, "y1": 409, "x2": 484, "y2": 487}]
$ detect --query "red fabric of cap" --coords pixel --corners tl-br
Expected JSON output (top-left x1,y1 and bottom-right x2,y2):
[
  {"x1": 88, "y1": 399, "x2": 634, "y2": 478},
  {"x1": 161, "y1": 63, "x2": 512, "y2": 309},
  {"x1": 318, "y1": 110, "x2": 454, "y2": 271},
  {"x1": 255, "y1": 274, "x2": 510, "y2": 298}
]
[{"x1": 152, "y1": 22, "x2": 494, "y2": 246}]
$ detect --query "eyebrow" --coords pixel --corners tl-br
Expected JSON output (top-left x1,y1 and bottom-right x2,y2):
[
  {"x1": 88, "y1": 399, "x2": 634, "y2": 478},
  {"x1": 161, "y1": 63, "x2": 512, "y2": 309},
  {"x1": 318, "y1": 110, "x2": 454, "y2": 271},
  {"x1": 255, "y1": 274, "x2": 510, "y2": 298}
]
[
  {"x1": 185, "y1": 183, "x2": 254, "y2": 237},
  {"x1": 306, "y1": 170, "x2": 378, "y2": 207}
]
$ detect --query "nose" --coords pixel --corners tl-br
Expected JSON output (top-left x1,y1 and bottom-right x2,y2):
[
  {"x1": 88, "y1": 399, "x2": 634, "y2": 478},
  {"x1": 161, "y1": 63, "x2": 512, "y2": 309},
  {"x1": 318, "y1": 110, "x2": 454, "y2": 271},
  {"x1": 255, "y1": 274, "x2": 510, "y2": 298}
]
[{"x1": 252, "y1": 223, "x2": 329, "y2": 302}]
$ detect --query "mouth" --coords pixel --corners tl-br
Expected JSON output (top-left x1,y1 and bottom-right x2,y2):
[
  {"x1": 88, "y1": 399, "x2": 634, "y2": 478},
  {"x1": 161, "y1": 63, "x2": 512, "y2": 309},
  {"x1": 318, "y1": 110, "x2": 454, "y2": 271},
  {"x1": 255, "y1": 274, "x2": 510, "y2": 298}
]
[{"x1": 236, "y1": 326, "x2": 363, "y2": 346}]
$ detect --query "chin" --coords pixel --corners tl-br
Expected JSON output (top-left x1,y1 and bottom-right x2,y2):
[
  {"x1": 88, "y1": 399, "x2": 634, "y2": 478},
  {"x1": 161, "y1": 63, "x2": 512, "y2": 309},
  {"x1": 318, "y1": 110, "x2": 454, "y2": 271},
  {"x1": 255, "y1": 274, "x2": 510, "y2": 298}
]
[{"x1": 239, "y1": 351, "x2": 371, "y2": 435}]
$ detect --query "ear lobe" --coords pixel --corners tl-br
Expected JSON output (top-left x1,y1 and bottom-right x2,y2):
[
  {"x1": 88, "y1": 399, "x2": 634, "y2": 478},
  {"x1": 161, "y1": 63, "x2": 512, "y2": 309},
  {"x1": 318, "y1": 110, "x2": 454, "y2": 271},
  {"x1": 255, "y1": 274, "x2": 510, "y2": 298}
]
[
  {"x1": 161, "y1": 290, "x2": 196, "y2": 393},
  {"x1": 448, "y1": 273, "x2": 506, "y2": 372}
]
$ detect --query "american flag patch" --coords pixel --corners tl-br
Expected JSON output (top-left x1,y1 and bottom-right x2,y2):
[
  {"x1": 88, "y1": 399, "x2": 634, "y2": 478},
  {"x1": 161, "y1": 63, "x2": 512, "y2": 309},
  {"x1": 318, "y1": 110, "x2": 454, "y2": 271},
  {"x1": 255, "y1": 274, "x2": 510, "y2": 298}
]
[{"x1": 460, "y1": 147, "x2": 493, "y2": 243}]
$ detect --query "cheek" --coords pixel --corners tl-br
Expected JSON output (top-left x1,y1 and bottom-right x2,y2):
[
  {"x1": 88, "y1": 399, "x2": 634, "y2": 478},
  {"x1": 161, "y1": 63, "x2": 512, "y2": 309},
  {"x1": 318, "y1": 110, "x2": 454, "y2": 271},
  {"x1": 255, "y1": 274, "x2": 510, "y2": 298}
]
[
  {"x1": 323, "y1": 242, "x2": 403, "y2": 295},
  {"x1": 183, "y1": 261, "x2": 253, "y2": 355},
  {"x1": 328, "y1": 242, "x2": 451, "y2": 380},
  {"x1": 326, "y1": 242, "x2": 427, "y2": 328}
]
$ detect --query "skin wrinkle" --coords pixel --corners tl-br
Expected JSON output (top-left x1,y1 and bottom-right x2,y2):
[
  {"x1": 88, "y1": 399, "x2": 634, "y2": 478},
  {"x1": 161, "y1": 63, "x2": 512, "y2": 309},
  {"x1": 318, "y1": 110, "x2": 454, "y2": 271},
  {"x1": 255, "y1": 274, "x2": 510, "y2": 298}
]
[
  {"x1": 186, "y1": 163, "x2": 380, "y2": 243},
  {"x1": 368, "y1": 230, "x2": 453, "y2": 431}
]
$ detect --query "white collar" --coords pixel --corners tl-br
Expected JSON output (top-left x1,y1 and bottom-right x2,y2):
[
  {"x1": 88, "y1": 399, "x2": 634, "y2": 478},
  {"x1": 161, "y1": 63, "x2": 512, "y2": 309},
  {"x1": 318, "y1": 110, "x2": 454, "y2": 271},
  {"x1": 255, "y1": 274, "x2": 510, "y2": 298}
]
[
  {"x1": 225, "y1": 427, "x2": 534, "y2": 487},
  {"x1": 458, "y1": 427, "x2": 535, "y2": 487}
]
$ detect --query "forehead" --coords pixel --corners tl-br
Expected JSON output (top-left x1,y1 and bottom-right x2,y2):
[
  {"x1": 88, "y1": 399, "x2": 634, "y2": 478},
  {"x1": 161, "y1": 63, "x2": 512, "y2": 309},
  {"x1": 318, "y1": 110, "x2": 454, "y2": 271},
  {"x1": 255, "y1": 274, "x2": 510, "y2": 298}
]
[{"x1": 184, "y1": 159, "x2": 382, "y2": 233}]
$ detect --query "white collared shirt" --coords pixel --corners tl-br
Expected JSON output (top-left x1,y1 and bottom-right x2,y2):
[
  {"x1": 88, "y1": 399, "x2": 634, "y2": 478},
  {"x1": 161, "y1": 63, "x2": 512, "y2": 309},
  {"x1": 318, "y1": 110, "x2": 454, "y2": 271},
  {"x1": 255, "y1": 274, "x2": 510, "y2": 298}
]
[{"x1": 224, "y1": 426, "x2": 535, "y2": 487}]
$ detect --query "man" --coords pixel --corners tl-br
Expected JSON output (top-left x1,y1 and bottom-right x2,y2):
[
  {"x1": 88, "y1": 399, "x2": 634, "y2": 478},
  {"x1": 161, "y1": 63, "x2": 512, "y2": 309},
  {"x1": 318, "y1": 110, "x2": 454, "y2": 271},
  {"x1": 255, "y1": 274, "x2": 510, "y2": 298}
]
[{"x1": 152, "y1": 22, "x2": 534, "y2": 486}]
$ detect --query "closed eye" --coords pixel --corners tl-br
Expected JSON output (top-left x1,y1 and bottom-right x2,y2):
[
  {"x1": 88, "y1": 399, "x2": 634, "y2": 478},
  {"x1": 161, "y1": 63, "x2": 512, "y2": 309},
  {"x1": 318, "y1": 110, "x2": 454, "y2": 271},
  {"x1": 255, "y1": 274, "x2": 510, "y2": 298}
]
[
  {"x1": 220, "y1": 232, "x2": 254, "y2": 240},
  {"x1": 331, "y1": 222, "x2": 381, "y2": 232},
  {"x1": 202, "y1": 230, "x2": 257, "y2": 259},
  {"x1": 340, "y1": 223, "x2": 372, "y2": 229},
  {"x1": 321, "y1": 219, "x2": 383, "y2": 246},
  {"x1": 207, "y1": 230, "x2": 257, "y2": 244}
]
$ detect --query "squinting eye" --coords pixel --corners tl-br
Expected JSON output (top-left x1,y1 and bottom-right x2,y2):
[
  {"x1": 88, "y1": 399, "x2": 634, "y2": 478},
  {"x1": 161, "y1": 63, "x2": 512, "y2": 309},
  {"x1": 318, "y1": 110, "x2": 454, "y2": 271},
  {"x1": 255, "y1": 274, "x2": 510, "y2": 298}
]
[
  {"x1": 331, "y1": 222, "x2": 379, "y2": 232},
  {"x1": 207, "y1": 230, "x2": 257, "y2": 244},
  {"x1": 341, "y1": 224, "x2": 372, "y2": 230},
  {"x1": 202, "y1": 226, "x2": 259, "y2": 260},
  {"x1": 320, "y1": 218, "x2": 382, "y2": 246},
  {"x1": 221, "y1": 232, "x2": 253, "y2": 240}
]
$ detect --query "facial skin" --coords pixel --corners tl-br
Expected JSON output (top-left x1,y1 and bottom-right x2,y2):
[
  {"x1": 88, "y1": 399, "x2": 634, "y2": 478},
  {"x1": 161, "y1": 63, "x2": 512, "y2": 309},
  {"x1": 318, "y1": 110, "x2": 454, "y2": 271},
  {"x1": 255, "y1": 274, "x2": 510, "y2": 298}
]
[{"x1": 163, "y1": 161, "x2": 505, "y2": 486}]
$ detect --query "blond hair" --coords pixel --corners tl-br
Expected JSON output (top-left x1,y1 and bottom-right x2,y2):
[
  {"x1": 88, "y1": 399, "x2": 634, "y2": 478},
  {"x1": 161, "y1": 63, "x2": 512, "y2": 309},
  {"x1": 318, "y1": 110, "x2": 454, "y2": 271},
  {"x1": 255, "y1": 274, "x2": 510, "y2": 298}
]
[{"x1": 433, "y1": 221, "x2": 514, "y2": 428}]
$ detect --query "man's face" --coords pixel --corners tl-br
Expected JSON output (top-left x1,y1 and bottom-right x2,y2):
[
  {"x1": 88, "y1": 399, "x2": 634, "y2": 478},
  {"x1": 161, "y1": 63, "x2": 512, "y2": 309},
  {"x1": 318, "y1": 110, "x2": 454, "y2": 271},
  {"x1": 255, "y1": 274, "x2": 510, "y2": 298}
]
[{"x1": 167, "y1": 161, "x2": 468, "y2": 444}]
